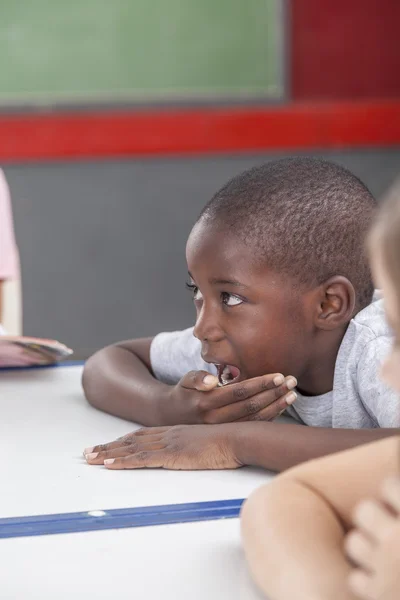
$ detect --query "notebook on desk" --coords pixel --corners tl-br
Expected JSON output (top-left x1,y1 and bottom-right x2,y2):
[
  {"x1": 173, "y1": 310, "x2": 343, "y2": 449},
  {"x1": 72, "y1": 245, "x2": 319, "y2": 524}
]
[{"x1": 0, "y1": 336, "x2": 73, "y2": 367}]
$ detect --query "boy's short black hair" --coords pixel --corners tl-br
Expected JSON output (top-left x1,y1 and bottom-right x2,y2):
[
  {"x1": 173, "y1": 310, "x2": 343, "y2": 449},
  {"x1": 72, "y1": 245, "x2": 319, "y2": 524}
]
[{"x1": 199, "y1": 157, "x2": 377, "y2": 311}]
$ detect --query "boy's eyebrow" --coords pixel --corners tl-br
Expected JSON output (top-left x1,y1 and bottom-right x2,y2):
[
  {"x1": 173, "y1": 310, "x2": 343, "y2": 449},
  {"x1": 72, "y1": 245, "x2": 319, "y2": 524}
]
[
  {"x1": 188, "y1": 272, "x2": 249, "y2": 289},
  {"x1": 209, "y1": 277, "x2": 248, "y2": 288}
]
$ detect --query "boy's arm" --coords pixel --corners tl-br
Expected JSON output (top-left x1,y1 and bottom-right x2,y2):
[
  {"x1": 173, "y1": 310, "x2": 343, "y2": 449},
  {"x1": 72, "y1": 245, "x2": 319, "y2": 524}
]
[
  {"x1": 82, "y1": 341, "x2": 295, "y2": 427},
  {"x1": 82, "y1": 338, "x2": 169, "y2": 425},
  {"x1": 235, "y1": 421, "x2": 400, "y2": 471},
  {"x1": 84, "y1": 419, "x2": 400, "y2": 472}
]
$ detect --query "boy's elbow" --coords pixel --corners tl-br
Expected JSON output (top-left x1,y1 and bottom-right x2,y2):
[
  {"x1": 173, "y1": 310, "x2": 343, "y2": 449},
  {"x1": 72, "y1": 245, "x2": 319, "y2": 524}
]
[{"x1": 81, "y1": 350, "x2": 106, "y2": 408}]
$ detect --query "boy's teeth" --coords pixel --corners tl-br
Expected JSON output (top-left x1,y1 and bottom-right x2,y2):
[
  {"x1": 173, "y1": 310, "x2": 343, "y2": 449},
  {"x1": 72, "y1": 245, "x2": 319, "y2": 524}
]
[
  {"x1": 222, "y1": 366, "x2": 232, "y2": 383},
  {"x1": 216, "y1": 364, "x2": 240, "y2": 387},
  {"x1": 219, "y1": 366, "x2": 234, "y2": 385}
]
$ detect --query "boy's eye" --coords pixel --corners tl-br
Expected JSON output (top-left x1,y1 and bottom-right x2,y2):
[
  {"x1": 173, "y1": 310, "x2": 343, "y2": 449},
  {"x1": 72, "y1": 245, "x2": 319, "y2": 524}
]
[
  {"x1": 185, "y1": 282, "x2": 203, "y2": 301},
  {"x1": 222, "y1": 292, "x2": 243, "y2": 306},
  {"x1": 186, "y1": 283, "x2": 243, "y2": 306}
]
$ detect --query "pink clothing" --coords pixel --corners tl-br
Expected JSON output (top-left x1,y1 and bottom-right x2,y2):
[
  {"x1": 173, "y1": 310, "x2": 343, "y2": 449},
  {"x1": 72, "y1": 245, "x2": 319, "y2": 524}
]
[{"x1": 0, "y1": 169, "x2": 18, "y2": 280}]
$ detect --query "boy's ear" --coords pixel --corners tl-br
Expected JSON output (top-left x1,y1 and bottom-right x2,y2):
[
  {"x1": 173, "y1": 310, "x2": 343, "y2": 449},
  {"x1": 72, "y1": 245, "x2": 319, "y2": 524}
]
[{"x1": 314, "y1": 276, "x2": 356, "y2": 330}]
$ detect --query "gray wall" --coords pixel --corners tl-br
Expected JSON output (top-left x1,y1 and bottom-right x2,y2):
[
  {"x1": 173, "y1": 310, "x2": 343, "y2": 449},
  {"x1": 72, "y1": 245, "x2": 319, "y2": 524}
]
[{"x1": 4, "y1": 148, "x2": 400, "y2": 357}]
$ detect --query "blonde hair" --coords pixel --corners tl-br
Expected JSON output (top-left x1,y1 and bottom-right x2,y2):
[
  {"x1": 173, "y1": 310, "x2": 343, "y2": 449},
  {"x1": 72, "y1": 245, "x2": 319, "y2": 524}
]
[{"x1": 370, "y1": 180, "x2": 400, "y2": 312}]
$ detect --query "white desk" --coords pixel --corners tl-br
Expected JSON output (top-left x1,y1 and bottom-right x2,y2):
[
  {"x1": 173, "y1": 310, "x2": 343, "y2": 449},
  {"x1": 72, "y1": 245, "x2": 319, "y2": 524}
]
[{"x1": 0, "y1": 365, "x2": 272, "y2": 599}]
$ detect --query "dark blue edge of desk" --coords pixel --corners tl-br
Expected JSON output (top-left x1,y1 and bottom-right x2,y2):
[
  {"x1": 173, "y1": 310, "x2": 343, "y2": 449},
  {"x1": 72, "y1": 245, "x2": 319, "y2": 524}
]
[
  {"x1": 0, "y1": 499, "x2": 245, "y2": 539},
  {"x1": 0, "y1": 360, "x2": 85, "y2": 372}
]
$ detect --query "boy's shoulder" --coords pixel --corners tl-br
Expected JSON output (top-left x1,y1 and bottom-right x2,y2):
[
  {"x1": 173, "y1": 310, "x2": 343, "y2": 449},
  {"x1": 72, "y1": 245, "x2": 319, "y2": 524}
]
[
  {"x1": 332, "y1": 294, "x2": 397, "y2": 428},
  {"x1": 335, "y1": 294, "x2": 393, "y2": 395},
  {"x1": 337, "y1": 294, "x2": 392, "y2": 376},
  {"x1": 351, "y1": 293, "x2": 391, "y2": 343}
]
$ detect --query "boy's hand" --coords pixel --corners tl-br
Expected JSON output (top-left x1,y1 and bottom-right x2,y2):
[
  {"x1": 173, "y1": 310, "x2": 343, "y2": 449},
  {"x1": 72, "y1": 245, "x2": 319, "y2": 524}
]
[
  {"x1": 84, "y1": 424, "x2": 243, "y2": 470},
  {"x1": 162, "y1": 370, "x2": 297, "y2": 425}
]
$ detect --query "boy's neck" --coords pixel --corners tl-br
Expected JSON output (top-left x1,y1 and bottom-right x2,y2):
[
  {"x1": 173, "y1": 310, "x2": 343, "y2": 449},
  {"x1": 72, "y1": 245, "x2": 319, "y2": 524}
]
[{"x1": 296, "y1": 326, "x2": 349, "y2": 397}]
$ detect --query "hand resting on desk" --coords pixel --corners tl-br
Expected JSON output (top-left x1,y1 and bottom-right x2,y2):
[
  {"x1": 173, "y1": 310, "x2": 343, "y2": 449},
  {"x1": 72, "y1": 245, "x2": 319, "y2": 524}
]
[{"x1": 84, "y1": 423, "x2": 251, "y2": 470}]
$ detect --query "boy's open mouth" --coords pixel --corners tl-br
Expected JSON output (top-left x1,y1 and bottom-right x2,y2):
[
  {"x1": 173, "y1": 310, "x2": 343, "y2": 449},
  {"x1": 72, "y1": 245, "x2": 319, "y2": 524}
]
[{"x1": 215, "y1": 364, "x2": 241, "y2": 386}]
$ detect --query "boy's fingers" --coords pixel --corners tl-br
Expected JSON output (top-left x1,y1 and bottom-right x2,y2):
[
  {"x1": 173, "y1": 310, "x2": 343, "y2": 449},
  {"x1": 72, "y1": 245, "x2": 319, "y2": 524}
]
[
  {"x1": 180, "y1": 370, "x2": 219, "y2": 391},
  {"x1": 86, "y1": 445, "x2": 137, "y2": 464},
  {"x1": 235, "y1": 392, "x2": 295, "y2": 422},
  {"x1": 104, "y1": 450, "x2": 168, "y2": 470},
  {"x1": 84, "y1": 439, "x2": 131, "y2": 455},
  {"x1": 134, "y1": 427, "x2": 170, "y2": 437},
  {"x1": 249, "y1": 391, "x2": 297, "y2": 421},
  {"x1": 85, "y1": 437, "x2": 167, "y2": 464},
  {"x1": 84, "y1": 432, "x2": 167, "y2": 459},
  {"x1": 204, "y1": 384, "x2": 297, "y2": 423},
  {"x1": 203, "y1": 374, "x2": 296, "y2": 411},
  {"x1": 83, "y1": 428, "x2": 159, "y2": 455}
]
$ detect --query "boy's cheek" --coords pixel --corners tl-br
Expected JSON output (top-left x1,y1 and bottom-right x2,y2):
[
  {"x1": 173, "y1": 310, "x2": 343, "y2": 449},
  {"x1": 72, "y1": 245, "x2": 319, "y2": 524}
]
[{"x1": 241, "y1": 346, "x2": 300, "y2": 381}]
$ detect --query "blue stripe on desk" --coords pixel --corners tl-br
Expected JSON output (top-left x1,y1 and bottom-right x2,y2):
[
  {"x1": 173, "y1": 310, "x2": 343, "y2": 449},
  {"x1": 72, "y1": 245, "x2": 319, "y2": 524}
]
[{"x1": 0, "y1": 499, "x2": 245, "y2": 539}]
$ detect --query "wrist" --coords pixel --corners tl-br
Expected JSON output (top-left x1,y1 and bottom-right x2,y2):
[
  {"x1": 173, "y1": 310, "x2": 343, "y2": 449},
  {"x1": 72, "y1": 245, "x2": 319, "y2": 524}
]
[
  {"x1": 229, "y1": 421, "x2": 271, "y2": 468},
  {"x1": 153, "y1": 383, "x2": 177, "y2": 426}
]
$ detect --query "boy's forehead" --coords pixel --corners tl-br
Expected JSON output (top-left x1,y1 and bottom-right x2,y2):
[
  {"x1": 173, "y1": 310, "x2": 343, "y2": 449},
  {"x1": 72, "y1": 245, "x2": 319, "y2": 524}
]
[
  {"x1": 186, "y1": 221, "x2": 274, "y2": 283},
  {"x1": 187, "y1": 219, "x2": 218, "y2": 248},
  {"x1": 187, "y1": 220, "x2": 246, "y2": 263}
]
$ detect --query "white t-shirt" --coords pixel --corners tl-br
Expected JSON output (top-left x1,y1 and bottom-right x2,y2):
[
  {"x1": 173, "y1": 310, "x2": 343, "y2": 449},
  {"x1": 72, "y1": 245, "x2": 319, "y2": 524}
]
[{"x1": 150, "y1": 295, "x2": 399, "y2": 428}]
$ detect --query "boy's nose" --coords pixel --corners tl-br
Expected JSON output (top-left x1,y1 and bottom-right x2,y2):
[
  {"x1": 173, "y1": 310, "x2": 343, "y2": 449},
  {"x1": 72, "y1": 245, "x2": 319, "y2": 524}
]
[{"x1": 193, "y1": 304, "x2": 224, "y2": 342}]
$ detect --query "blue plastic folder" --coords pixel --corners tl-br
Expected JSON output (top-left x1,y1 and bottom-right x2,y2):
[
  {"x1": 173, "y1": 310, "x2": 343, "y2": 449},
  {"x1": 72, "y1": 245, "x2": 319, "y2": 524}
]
[{"x1": 0, "y1": 499, "x2": 245, "y2": 539}]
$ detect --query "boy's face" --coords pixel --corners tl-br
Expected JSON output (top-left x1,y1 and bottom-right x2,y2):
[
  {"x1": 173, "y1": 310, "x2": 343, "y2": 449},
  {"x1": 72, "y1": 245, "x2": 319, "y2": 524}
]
[
  {"x1": 371, "y1": 244, "x2": 400, "y2": 394},
  {"x1": 186, "y1": 220, "x2": 315, "y2": 383}
]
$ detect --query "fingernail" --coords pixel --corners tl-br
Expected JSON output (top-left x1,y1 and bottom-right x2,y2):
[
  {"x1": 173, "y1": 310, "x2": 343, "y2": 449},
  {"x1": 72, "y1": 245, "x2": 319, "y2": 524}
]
[
  {"x1": 286, "y1": 377, "x2": 297, "y2": 390},
  {"x1": 273, "y1": 374, "x2": 284, "y2": 386},
  {"x1": 84, "y1": 447, "x2": 94, "y2": 455},
  {"x1": 104, "y1": 459, "x2": 115, "y2": 465},
  {"x1": 286, "y1": 391, "x2": 297, "y2": 405},
  {"x1": 85, "y1": 452, "x2": 99, "y2": 460},
  {"x1": 203, "y1": 374, "x2": 217, "y2": 385}
]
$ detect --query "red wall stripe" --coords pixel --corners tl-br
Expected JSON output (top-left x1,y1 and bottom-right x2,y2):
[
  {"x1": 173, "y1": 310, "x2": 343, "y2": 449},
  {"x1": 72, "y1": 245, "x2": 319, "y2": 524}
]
[{"x1": 0, "y1": 101, "x2": 399, "y2": 162}]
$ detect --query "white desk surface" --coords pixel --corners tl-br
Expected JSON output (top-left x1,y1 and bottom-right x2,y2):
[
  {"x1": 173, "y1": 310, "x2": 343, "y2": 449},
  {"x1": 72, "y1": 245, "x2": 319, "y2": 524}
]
[
  {"x1": 0, "y1": 365, "x2": 271, "y2": 599},
  {"x1": 1, "y1": 365, "x2": 272, "y2": 518},
  {"x1": 0, "y1": 519, "x2": 264, "y2": 600}
]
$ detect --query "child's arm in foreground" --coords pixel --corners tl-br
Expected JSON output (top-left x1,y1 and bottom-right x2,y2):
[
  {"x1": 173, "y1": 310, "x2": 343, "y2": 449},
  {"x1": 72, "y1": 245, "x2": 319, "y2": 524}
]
[
  {"x1": 241, "y1": 437, "x2": 399, "y2": 600},
  {"x1": 82, "y1": 339, "x2": 297, "y2": 426}
]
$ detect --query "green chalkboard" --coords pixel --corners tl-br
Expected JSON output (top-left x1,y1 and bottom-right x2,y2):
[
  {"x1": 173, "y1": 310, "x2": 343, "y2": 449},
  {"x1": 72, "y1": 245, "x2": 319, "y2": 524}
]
[{"x1": 0, "y1": 0, "x2": 282, "y2": 105}]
